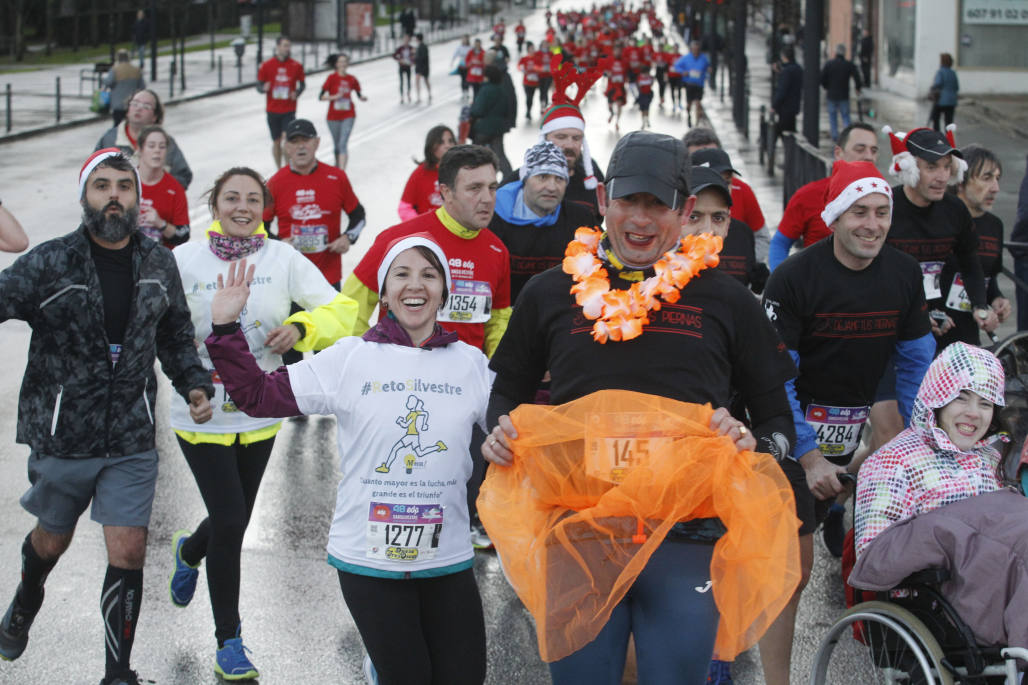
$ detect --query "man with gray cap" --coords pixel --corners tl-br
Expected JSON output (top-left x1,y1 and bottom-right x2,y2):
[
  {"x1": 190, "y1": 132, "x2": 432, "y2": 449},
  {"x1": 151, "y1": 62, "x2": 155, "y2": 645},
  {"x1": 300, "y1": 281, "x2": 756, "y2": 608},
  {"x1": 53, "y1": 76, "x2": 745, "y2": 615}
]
[
  {"x1": 481, "y1": 130, "x2": 797, "y2": 683},
  {"x1": 489, "y1": 141, "x2": 596, "y2": 302},
  {"x1": 820, "y1": 44, "x2": 863, "y2": 141}
]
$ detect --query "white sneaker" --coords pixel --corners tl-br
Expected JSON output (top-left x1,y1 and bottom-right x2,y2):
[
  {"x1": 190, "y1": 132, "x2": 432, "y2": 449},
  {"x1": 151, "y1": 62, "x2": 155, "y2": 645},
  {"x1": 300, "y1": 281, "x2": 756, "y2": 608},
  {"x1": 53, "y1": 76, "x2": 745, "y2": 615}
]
[
  {"x1": 471, "y1": 523, "x2": 493, "y2": 550},
  {"x1": 363, "y1": 653, "x2": 378, "y2": 685}
]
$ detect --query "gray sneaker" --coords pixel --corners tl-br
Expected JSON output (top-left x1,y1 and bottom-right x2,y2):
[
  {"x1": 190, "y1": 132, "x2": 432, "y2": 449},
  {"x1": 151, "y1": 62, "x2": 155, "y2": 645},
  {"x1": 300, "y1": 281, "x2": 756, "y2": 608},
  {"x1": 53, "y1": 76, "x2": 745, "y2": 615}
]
[
  {"x1": 99, "y1": 670, "x2": 141, "y2": 685},
  {"x1": 0, "y1": 588, "x2": 41, "y2": 661}
]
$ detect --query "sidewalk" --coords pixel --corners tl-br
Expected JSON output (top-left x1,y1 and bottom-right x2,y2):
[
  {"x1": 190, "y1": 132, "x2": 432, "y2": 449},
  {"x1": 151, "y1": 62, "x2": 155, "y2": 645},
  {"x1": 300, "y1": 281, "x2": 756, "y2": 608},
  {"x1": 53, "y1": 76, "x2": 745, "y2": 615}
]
[
  {"x1": 0, "y1": 15, "x2": 506, "y2": 143},
  {"x1": 701, "y1": 16, "x2": 1028, "y2": 340}
]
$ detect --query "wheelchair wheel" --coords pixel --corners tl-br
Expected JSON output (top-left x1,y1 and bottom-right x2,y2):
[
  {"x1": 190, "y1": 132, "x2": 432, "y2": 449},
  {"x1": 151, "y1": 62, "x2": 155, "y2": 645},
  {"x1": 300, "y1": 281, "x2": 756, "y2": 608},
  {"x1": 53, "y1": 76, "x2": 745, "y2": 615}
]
[{"x1": 810, "y1": 601, "x2": 954, "y2": 685}]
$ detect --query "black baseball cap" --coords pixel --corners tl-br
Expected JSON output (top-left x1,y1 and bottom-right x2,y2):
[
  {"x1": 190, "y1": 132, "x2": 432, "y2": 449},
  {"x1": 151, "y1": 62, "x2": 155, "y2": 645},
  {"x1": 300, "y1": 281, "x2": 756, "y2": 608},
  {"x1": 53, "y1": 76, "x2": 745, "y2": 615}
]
[
  {"x1": 904, "y1": 128, "x2": 964, "y2": 162},
  {"x1": 606, "y1": 131, "x2": 690, "y2": 209},
  {"x1": 689, "y1": 166, "x2": 732, "y2": 206},
  {"x1": 285, "y1": 118, "x2": 318, "y2": 139},
  {"x1": 690, "y1": 147, "x2": 741, "y2": 176}
]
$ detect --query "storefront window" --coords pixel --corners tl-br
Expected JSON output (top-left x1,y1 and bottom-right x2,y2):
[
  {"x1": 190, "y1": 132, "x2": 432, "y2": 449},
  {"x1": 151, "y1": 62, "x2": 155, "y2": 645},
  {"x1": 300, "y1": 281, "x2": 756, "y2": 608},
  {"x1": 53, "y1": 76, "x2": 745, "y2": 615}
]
[
  {"x1": 959, "y1": 0, "x2": 1028, "y2": 68},
  {"x1": 881, "y1": 0, "x2": 916, "y2": 84}
]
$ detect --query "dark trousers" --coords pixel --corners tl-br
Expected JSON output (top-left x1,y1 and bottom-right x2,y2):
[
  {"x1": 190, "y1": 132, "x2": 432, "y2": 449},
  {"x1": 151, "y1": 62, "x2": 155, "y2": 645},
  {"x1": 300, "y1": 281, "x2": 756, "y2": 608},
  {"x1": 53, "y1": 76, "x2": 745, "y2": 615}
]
[
  {"x1": 338, "y1": 568, "x2": 486, "y2": 685},
  {"x1": 929, "y1": 104, "x2": 955, "y2": 131},
  {"x1": 524, "y1": 85, "x2": 537, "y2": 116}
]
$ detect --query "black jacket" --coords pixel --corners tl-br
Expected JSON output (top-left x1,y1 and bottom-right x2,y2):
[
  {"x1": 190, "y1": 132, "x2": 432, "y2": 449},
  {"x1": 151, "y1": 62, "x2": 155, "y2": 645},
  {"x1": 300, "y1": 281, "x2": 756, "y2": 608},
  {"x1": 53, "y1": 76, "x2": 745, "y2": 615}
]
[
  {"x1": 820, "y1": 56, "x2": 862, "y2": 100},
  {"x1": 0, "y1": 227, "x2": 212, "y2": 458},
  {"x1": 772, "y1": 61, "x2": 803, "y2": 116}
]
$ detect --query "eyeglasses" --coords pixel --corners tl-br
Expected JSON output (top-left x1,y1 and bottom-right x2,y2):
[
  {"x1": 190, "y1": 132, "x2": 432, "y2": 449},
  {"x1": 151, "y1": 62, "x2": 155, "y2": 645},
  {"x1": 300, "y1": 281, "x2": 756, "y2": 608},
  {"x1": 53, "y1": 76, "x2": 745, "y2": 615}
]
[{"x1": 129, "y1": 100, "x2": 155, "y2": 110}]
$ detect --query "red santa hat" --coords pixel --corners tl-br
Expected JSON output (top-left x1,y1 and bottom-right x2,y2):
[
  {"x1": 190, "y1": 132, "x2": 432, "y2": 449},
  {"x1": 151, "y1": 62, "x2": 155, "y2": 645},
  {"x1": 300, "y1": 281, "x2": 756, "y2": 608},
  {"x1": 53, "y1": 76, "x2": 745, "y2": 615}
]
[
  {"x1": 820, "y1": 160, "x2": 893, "y2": 227},
  {"x1": 538, "y1": 58, "x2": 604, "y2": 190},
  {"x1": 79, "y1": 147, "x2": 140, "y2": 200},
  {"x1": 882, "y1": 124, "x2": 967, "y2": 187}
]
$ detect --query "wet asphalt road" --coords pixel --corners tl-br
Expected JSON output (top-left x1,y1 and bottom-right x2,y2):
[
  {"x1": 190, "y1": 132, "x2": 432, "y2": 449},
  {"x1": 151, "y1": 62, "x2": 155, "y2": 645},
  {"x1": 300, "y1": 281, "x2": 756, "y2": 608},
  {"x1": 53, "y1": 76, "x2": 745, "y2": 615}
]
[{"x1": 0, "y1": 2, "x2": 858, "y2": 682}]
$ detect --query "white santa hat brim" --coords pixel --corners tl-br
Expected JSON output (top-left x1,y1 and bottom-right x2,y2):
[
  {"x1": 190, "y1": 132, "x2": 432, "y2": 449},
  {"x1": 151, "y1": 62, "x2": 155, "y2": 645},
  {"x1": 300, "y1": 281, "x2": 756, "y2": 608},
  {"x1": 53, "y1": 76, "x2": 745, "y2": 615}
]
[{"x1": 376, "y1": 234, "x2": 452, "y2": 295}]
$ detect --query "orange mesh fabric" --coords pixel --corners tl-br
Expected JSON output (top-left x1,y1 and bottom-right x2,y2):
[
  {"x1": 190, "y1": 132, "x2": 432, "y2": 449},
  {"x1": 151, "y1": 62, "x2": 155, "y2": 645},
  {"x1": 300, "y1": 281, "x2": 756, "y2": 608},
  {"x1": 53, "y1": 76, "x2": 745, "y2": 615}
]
[{"x1": 477, "y1": 390, "x2": 801, "y2": 662}]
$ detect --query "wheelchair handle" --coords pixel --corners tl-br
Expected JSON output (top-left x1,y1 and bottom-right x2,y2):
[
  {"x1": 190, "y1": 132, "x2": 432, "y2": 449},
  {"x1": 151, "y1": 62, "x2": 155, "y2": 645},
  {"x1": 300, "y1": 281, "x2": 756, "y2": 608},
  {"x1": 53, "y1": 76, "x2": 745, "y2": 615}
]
[{"x1": 837, "y1": 472, "x2": 857, "y2": 487}]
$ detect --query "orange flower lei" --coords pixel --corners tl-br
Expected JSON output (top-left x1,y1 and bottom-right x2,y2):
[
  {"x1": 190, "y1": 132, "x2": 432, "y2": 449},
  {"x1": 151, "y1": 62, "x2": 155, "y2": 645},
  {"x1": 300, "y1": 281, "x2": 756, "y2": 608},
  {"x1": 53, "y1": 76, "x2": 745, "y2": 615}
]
[{"x1": 562, "y1": 227, "x2": 723, "y2": 343}]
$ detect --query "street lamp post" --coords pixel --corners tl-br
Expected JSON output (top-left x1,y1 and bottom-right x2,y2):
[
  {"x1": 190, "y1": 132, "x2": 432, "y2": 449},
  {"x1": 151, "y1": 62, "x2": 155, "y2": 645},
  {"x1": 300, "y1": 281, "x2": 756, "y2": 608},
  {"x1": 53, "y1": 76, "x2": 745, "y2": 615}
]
[
  {"x1": 150, "y1": 0, "x2": 157, "y2": 81},
  {"x1": 801, "y1": 0, "x2": 823, "y2": 146}
]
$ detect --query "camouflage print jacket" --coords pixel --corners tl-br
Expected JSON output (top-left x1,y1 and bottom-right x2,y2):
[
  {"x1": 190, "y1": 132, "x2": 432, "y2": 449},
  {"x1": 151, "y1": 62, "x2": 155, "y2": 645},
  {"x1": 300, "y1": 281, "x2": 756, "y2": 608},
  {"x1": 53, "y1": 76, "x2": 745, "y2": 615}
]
[{"x1": 0, "y1": 226, "x2": 214, "y2": 459}]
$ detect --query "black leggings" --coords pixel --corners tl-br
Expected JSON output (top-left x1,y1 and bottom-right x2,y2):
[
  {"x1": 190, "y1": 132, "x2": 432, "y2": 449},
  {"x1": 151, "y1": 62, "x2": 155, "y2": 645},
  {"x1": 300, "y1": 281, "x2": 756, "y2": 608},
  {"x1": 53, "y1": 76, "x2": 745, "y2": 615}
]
[
  {"x1": 524, "y1": 85, "x2": 537, "y2": 116},
  {"x1": 337, "y1": 568, "x2": 486, "y2": 685},
  {"x1": 177, "y1": 435, "x2": 275, "y2": 644},
  {"x1": 930, "y1": 104, "x2": 955, "y2": 131},
  {"x1": 399, "y1": 65, "x2": 412, "y2": 96}
]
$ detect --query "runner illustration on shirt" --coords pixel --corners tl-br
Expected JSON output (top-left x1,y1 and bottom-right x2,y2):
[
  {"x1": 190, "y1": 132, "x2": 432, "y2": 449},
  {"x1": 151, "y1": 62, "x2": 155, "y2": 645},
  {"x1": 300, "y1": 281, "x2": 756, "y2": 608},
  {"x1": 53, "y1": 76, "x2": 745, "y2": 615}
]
[{"x1": 375, "y1": 395, "x2": 448, "y2": 474}]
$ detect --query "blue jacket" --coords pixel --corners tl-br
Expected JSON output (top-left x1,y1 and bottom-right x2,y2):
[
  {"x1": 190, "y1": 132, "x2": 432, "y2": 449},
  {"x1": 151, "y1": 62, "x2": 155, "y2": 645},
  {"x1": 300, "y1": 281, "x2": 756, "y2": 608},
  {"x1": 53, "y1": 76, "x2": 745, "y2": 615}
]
[
  {"x1": 932, "y1": 67, "x2": 959, "y2": 107},
  {"x1": 674, "y1": 53, "x2": 710, "y2": 86}
]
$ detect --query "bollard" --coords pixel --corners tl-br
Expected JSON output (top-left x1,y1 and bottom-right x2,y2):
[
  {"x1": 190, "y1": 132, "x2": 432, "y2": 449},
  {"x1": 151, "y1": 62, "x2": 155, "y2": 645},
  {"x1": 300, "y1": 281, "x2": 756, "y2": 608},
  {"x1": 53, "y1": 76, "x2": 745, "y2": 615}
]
[
  {"x1": 169, "y1": 60, "x2": 176, "y2": 99},
  {"x1": 302, "y1": 43, "x2": 306, "y2": 68},
  {"x1": 55, "y1": 77, "x2": 61, "y2": 123},
  {"x1": 314, "y1": 42, "x2": 319, "y2": 66},
  {"x1": 218, "y1": 55, "x2": 223, "y2": 89},
  {"x1": 237, "y1": 56, "x2": 242, "y2": 85},
  {"x1": 5, "y1": 83, "x2": 11, "y2": 133}
]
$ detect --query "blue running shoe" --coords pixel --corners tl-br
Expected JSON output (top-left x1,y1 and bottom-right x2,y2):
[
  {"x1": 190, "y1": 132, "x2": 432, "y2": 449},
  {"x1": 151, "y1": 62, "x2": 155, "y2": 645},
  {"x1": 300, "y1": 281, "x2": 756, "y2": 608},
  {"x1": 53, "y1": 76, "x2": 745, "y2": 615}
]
[
  {"x1": 215, "y1": 629, "x2": 259, "y2": 681},
  {"x1": 362, "y1": 653, "x2": 379, "y2": 685},
  {"x1": 169, "y1": 529, "x2": 199, "y2": 607},
  {"x1": 0, "y1": 588, "x2": 41, "y2": 661},
  {"x1": 707, "y1": 659, "x2": 734, "y2": 684}
]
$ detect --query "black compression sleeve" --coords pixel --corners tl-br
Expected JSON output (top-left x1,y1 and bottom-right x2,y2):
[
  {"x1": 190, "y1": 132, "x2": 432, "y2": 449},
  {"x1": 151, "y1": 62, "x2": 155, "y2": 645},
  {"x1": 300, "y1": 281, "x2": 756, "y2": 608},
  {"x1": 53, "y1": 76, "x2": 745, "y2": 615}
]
[
  {"x1": 746, "y1": 384, "x2": 795, "y2": 462},
  {"x1": 345, "y1": 203, "x2": 366, "y2": 241},
  {"x1": 486, "y1": 391, "x2": 521, "y2": 432}
]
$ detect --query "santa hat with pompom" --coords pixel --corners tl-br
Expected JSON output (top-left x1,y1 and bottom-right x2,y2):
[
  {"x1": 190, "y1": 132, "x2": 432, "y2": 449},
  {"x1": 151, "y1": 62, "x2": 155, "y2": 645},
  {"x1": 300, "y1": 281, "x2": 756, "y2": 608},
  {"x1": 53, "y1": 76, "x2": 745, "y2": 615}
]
[
  {"x1": 538, "y1": 56, "x2": 604, "y2": 189},
  {"x1": 882, "y1": 124, "x2": 967, "y2": 187}
]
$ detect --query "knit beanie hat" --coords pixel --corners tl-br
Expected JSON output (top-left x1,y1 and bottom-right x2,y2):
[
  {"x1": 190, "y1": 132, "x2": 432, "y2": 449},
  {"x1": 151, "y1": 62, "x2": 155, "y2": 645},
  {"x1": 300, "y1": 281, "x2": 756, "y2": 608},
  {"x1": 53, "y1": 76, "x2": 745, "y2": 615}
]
[{"x1": 520, "y1": 140, "x2": 569, "y2": 181}]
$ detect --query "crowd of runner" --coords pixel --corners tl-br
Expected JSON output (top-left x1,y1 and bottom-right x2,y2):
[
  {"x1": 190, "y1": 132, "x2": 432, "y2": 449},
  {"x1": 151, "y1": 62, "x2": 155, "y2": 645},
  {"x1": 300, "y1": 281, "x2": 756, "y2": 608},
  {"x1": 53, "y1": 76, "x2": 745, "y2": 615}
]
[{"x1": 0, "y1": 1, "x2": 1026, "y2": 685}]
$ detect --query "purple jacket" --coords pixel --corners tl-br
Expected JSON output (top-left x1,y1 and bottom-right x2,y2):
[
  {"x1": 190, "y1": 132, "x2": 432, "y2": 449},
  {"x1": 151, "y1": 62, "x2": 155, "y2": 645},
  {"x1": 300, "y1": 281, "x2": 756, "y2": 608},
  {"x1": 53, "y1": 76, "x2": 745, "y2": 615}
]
[{"x1": 204, "y1": 316, "x2": 458, "y2": 418}]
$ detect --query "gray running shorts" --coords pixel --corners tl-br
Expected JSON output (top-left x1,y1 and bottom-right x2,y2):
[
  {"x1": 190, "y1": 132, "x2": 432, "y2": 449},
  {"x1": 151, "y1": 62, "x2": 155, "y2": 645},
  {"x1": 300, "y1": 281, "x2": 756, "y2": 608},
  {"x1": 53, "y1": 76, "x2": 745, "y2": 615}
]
[{"x1": 21, "y1": 449, "x2": 159, "y2": 533}]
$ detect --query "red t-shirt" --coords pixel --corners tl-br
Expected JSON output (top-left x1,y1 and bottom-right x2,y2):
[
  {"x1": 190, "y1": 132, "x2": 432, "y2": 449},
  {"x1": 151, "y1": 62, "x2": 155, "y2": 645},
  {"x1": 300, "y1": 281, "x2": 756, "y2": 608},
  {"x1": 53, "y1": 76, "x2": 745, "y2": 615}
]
[
  {"x1": 515, "y1": 24, "x2": 526, "y2": 38},
  {"x1": 624, "y1": 46, "x2": 642, "y2": 71},
  {"x1": 321, "y1": 72, "x2": 361, "y2": 121},
  {"x1": 400, "y1": 163, "x2": 444, "y2": 216},
  {"x1": 607, "y1": 59, "x2": 626, "y2": 84},
  {"x1": 264, "y1": 163, "x2": 360, "y2": 285},
  {"x1": 465, "y1": 49, "x2": 486, "y2": 83},
  {"x1": 535, "y1": 50, "x2": 552, "y2": 76},
  {"x1": 778, "y1": 176, "x2": 831, "y2": 246},
  {"x1": 139, "y1": 172, "x2": 188, "y2": 248},
  {"x1": 352, "y1": 210, "x2": 511, "y2": 352},
  {"x1": 730, "y1": 178, "x2": 767, "y2": 233},
  {"x1": 258, "y1": 57, "x2": 305, "y2": 114},
  {"x1": 638, "y1": 73, "x2": 654, "y2": 94},
  {"x1": 518, "y1": 55, "x2": 540, "y2": 86},
  {"x1": 666, "y1": 52, "x2": 683, "y2": 76}
]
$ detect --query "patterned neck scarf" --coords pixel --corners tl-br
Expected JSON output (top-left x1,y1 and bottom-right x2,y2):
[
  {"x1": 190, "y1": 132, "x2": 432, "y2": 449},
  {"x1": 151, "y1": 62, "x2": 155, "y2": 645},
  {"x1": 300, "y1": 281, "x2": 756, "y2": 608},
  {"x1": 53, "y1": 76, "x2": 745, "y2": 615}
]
[{"x1": 206, "y1": 221, "x2": 266, "y2": 261}]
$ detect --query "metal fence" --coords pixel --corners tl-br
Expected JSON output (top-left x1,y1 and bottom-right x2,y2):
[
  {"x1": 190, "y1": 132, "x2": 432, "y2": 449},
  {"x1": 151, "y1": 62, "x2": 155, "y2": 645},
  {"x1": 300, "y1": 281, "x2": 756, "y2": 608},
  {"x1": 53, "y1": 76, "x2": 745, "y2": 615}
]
[{"x1": 780, "y1": 131, "x2": 830, "y2": 207}]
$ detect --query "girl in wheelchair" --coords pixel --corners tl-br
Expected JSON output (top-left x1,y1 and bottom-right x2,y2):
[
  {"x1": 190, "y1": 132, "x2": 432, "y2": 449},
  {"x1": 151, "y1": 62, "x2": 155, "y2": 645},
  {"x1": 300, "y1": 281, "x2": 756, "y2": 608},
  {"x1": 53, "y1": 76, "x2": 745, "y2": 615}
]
[{"x1": 852, "y1": 341, "x2": 1028, "y2": 657}]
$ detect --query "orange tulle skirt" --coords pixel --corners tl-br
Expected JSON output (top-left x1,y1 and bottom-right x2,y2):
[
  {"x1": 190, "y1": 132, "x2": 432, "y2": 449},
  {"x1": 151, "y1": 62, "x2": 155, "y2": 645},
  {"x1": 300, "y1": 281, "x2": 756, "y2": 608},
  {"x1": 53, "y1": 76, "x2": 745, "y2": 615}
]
[{"x1": 477, "y1": 390, "x2": 801, "y2": 662}]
